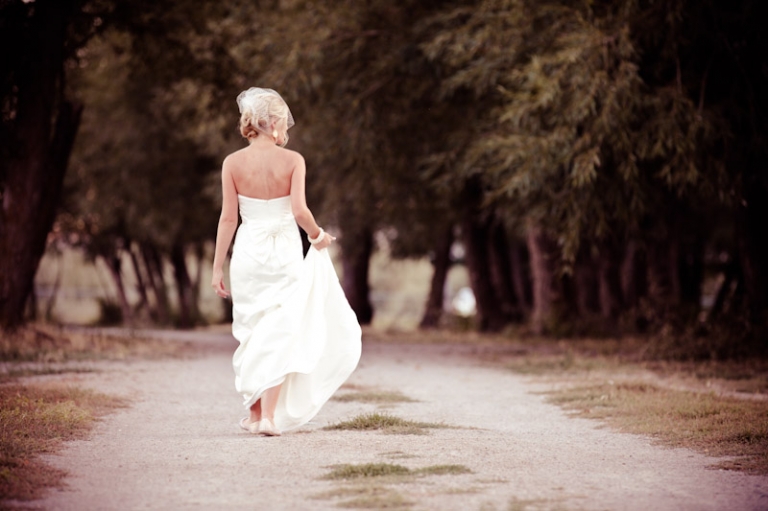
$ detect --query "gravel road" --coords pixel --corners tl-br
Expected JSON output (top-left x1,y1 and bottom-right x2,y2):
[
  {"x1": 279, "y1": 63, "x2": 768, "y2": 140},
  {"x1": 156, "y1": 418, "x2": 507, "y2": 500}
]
[{"x1": 28, "y1": 330, "x2": 768, "y2": 510}]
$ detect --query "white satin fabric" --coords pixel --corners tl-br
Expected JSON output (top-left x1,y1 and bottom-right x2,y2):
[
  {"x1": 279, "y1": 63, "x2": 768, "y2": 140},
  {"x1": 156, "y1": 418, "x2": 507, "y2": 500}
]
[{"x1": 229, "y1": 194, "x2": 361, "y2": 431}]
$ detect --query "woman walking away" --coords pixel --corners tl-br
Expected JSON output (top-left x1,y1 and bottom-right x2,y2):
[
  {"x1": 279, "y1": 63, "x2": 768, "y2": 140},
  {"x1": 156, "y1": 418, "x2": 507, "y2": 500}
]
[{"x1": 211, "y1": 87, "x2": 361, "y2": 437}]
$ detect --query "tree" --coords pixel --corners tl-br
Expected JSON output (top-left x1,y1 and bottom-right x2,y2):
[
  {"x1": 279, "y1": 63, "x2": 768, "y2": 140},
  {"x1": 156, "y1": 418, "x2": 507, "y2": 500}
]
[
  {"x1": 0, "y1": 0, "x2": 107, "y2": 329},
  {"x1": 61, "y1": 16, "x2": 235, "y2": 326}
]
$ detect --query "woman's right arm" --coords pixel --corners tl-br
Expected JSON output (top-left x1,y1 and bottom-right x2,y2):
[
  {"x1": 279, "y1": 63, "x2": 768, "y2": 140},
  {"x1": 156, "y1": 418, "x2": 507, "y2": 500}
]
[
  {"x1": 290, "y1": 154, "x2": 332, "y2": 250},
  {"x1": 211, "y1": 158, "x2": 239, "y2": 298}
]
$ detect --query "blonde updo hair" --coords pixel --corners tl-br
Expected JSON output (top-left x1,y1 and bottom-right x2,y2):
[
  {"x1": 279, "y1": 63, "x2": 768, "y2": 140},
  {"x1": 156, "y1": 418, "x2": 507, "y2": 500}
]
[{"x1": 236, "y1": 88, "x2": 294, "y2": 145}]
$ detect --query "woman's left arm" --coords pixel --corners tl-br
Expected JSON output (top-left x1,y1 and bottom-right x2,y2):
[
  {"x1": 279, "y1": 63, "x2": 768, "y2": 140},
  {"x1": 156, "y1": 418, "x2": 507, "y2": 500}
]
[{"x1": 211, "y1": 159, "x2": 238, "y2": 298}]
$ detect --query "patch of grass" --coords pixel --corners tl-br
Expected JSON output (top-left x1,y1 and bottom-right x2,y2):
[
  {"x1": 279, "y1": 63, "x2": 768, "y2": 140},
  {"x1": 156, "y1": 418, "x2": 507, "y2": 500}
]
[
  {"x1": 415, "y1": 464, "x2": 472, "y2": 476},
  {"x1": 0, "y1": 384, "x2": 126, "y2": 501},
  {"x1": 506, "y1": 352, "x2": 630, "y2": 376},
  {"x1": 0, "y1": 367, "x2": 97, "y2": 384},
  {"x1": 324, "y1": 463, "x2": 472, "y2": 481},
  {"x1": 339, "y1": 492, "x2": 413, "y2": 509},
  {"x1": 333, "y1": 390, "x2": 417, "y2": 404},
  {"x1": 323, "y1": 413, "x2": 446, "y2": 435},
  {"x1": 324, "y1": 463, "x2": 413, "y2": 480},
  {"x1": 339, "y1": 383, "x2": 368, "y2": 391},
  {"x1": 546, "y1": 381, "x2": 768, "y2": 473},
  {"x1": 0, "y1": 325, "x2": 186, "y2": 363},
  {"x1": 443, "y1": 486, "x2": 482, "y2": 495},
  {"x1": 379, "y1": 451, "x2": 417, "y2": 460},
  {"x1": 314, "y1": 484, "x2": 413, "y2": 509},
  {"x1": 502, "y1": 338, "x2": 638, "y2": 376},
  {"x1": 498, "y1": 335, "x2": 768, "y2": 398},
  {"x1": 475, "y1": 477, "x2": 509, "y2": 484}
]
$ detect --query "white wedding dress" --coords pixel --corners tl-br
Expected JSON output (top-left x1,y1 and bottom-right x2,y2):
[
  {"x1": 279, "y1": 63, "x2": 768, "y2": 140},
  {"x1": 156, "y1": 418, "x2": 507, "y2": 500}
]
[{"x1": 229, "y1": 194, "x2": 361, "y2": 432}]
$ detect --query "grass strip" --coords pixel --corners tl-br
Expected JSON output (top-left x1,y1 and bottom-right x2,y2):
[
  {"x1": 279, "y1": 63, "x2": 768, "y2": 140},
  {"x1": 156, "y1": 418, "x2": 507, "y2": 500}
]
[
  {"x1": 0, "y1": 325, "x2": 185, "y2": 362},
  {"x1": 323, "y1": 413, "x2": 446, "y2": 435},
  {"x1": 546, "y1": 381, "x2": 768, "y2": 473},
  {"x1": 323, "y1": 463, "x2": 472, "y2": 481},
  {"x1": 0, "y1": 384, "x2": 126, "y2": 501},
  {"x1": 325, "y1": 463, "x2": 413, "y2": 480},
  {"x1": 333, "y1": 391, "x2": 417, "y2": 404},
  {"x1": 314, "y1": 484, "x2": 414, "y2": 509},
  {"x1": 0, "y1": 367, "x2": 97, "y2": 384}
]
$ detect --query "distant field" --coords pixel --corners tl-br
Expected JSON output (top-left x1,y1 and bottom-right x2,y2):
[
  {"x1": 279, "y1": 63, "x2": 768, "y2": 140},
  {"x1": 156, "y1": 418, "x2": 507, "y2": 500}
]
[{"x1": 34, "y1": 244, "x2": 469, "y2": 329}]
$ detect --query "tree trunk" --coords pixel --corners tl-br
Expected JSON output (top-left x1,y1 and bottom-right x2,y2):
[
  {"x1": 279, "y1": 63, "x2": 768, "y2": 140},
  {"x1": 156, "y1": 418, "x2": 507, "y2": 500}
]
[
  {"x1": 128, "y1": 242, "x2": 150, "y2": 313},
  {"x1": 487, "y1": 219, "x2": 521, "y2": 321},
  {"x1": 462, "y1": 216, "x2": 508, "y2": 332},
  {"x1": 679, "y1": 237, "x2": 704, "y2": 309},
  {"x1": 0, "y1": 0, "x2": 81, "y2": 330},
  {"x1": 420, "y1": 225, "x2": 453, "y2": 329},
  {"x1": 526, "y1": 222, "x2": 561, "y2": 335},
  {"x1": 597, "y1": 240, "x2": 624, "y2": 321},
  {"x1": 141, "y1": 244, "x2": 170, "y2": 325},
  {"x1": 101, "y1": 251, "x2": 133, "y2": 325},
  {"x1": 43, "y1": 255, "x2": 63, "y2": 321},
  {"x1": 738, "y1": 184, "x2": 768, "y2": 330},
  {"x1": 647, "y1": 238, "x2": 679, "y2": 308},
  {"x1": 508, "y1": 239, "x2": 532, "y2": 315},
  {"x1": 621, "y1": 240, "x2": 647, "y2": 309},
  {"x1": 573, "y1": 250, "x2": 599, "y2": 316},
  {"x1": 341, "y1": 228, "x2": 374, "y2": 325},
  {"x1": 170, "y1": 243, "x2": 198, "y2": 329},
  {"x1": 191, "y1": 243, "x2": 204, "y2": 308},
  {"x1": 708, "y1": 261, "x2": 738, "y2": 321}
]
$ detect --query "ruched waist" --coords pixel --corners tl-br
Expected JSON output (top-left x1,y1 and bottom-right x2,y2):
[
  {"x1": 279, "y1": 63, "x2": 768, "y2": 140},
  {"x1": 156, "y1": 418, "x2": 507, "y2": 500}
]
[
  {"x1": 237, "y1": 194, "x2": 292, "y2": 222},
  {"x1": 234, "y1": 195, "x2": 301, "y2": 268}
]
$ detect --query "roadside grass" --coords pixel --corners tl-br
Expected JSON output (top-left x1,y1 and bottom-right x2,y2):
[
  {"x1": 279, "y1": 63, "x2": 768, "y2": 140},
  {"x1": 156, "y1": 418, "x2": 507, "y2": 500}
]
[
  {"x1": 0, "y1": 324, "x2": 187, "y2": 362},
  {"x1": 500, "y1": 336, "x2": 768, "y2": 397},
  {"x1": 323, "y1": 413, "x2": 447, "y2": 435},
  {"x1": 333, "y1": 390, "x2": 417, "y2": 404},
  {"x1": 324, "y1": 463, "x2": 412, "y2": 480},
  {"x1": 319, "y1": 463, "x2": 472, "y2": 509},
  {"x1": 362, "y1": 327, "x2": 509, "y2": 345},
  {"x1": 490, "y1": 334, "x2": 768, "y2": 474},
  {"x1": 324, "y1": 463, "x2": 472, "y2": 481},
  {"x1": 544, "y1": 381, "x2": 768, "y2": 473},
  {"x1": 0, "y1": 367, "x2": 97, "y2": 384},
  {"x1": 0, "y1": 384, "x2": 126, "y2": 501},
  {"x1": 313, "y1": 484, "x2": 414, "y2": 509}
]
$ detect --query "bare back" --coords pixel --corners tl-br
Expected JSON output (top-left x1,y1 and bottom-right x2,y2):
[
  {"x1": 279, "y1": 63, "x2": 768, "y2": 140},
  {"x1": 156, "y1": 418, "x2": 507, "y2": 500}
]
[{"x1": 226, "y1": 144, "x2": 299, "y2": 200}]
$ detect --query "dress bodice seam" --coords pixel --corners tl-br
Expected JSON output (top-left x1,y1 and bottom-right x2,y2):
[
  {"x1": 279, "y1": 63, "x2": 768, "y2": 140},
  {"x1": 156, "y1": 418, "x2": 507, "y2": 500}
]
[{"x1": 237, "y1": 194, "x2": 290, "y2": 202}]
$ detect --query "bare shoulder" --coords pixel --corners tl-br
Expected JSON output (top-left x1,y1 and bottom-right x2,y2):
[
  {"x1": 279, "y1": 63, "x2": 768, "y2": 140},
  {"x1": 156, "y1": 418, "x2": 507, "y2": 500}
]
[
  {"x1": 222, "y1": 149, "x2": 244, "y2": 170},
  {"x1": 277, "y1": 147, "x2": 305, "y2": 166}
]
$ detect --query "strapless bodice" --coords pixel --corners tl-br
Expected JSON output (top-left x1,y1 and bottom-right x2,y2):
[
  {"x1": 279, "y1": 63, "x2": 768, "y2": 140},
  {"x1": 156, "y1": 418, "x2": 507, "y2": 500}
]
[
  {"x1": 234, "y1": 194, "x2": 300, "y2": 267},
  {"x1": 237, "y1": 194, "x2": 292, "y2": 222}
]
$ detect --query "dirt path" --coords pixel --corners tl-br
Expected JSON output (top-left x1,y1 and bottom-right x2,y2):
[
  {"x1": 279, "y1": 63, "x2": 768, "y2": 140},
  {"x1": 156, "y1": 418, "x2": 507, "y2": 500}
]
[{"x1": 28, "y1": 331, "x2": 768, "y2": 510}]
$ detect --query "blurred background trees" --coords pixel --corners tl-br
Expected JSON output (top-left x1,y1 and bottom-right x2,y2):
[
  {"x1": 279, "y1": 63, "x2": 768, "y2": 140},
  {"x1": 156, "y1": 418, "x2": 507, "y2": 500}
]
[{"x1": 2, "y1": 0, "x2": 766, "y2": 357}]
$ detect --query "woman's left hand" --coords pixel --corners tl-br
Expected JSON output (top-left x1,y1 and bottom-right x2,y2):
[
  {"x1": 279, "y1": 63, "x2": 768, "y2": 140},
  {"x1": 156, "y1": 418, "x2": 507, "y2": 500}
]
[
  {"x1": 314, "y1": 232, "x2": 335, "y2": 250},
  {"x1": 211, "y1": 268, "x2": 230, "y2": 299}
]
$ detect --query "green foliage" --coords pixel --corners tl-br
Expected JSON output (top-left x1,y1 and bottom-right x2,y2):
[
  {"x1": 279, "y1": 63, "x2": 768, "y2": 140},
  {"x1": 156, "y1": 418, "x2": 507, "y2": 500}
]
[
  {"x1": 63, "y1": 23, "x2": 225, "y2": 255},
  {"x1": 420, "y1": 0, "x2": 712, "y2": 262},
  {"x1": 33, "y1": 0, "x2": 768, "y2": 339}
]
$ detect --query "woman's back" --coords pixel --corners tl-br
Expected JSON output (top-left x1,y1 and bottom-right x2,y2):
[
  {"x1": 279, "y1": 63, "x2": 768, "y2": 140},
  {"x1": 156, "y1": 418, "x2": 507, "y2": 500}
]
[{"x1": 226, "y1": 142, "x2": 299, "y2": 200}]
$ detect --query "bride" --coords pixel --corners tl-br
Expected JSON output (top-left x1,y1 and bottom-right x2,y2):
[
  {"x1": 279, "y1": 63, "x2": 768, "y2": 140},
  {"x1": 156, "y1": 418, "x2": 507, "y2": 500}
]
[{"x1": 211, "y1": 88, "x2": 361, "y2": 437}]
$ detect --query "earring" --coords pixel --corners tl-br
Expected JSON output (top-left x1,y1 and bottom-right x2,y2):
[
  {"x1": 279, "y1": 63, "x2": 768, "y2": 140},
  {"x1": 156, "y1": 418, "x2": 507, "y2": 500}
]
[{"x1": 272, "y1": 129, "x2": 278, "y2": 139}]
